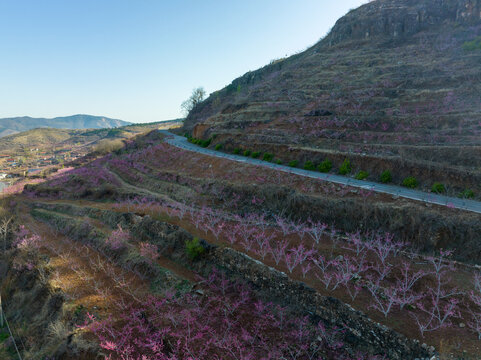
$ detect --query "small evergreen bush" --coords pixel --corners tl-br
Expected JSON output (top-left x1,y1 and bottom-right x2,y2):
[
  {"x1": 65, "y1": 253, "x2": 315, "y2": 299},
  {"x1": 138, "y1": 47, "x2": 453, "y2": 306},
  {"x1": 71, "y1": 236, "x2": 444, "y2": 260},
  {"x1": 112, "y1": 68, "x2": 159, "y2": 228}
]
[
  {"x1": 215, "y1": 143, "x2": 223, "y2": 151},
  {"x1": 338, "y1": 159, "x2": 352, "y2": 175},
  {"x1": 431, "y1": 182, "x2": 446, "y2": 194},
  {"x1": 251, "y1": 151, "x2": 261, "y2": 158},
  {"x1": 200, "y1": 138, "x2": 211, "y2": 148},
  {"x1": 355, "y1": 171, "x2": 369, "y2": 180},
  {"x1": 276, "y1": 159, "x2": 283, "y2": 165},
  {"x1": 459, "y1": 189, "x2": 475, "y2": 199},
  {"x1": 402, "y1": 176, "x2": 418, "y2": 189},
  {"x1": 185, "y1": 237, "x2": 205, "y2": 260},
  {"x1": 304, "y1": 161, "x2": 316, "y2": 170},
  {"x1": 462, "y1": 36, "x2": 481, "y2": 51},
  {"x1": 243, "y1": 150, "x2": 251, "y2": 157},
  {"x1": 288, "y1": 160, "x2": 298, "y2": 167},
  {"x1": 233, "y1": 148, "x2": 241, "y2": 154},
  {"x1": 263, "y1": 153, "x2": 274, "y2": 162},
  {"x1": 317, "y1": 159, "x2": 332, "y2": 173},
  {"x1": 380, "y1": 170, "x2": 392, "y2": 183}
]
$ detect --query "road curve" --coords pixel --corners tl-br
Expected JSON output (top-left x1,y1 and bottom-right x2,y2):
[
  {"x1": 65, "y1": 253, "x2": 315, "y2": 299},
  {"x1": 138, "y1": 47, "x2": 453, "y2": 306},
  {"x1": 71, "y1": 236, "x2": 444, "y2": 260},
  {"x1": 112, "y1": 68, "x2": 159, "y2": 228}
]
[{"x1": 160, "y1": 130, "x2": 481, "y2": 215}]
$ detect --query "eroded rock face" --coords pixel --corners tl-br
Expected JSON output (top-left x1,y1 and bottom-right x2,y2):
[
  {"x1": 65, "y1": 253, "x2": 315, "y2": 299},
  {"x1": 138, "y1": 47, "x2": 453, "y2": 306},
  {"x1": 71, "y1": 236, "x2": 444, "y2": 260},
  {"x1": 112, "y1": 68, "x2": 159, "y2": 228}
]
[
  {"x1": 325, "y1": 0, "x2": 480, "y2": 45},
  {"x1": 193, "y1": 123, "x2": 210, "y2": 138}
]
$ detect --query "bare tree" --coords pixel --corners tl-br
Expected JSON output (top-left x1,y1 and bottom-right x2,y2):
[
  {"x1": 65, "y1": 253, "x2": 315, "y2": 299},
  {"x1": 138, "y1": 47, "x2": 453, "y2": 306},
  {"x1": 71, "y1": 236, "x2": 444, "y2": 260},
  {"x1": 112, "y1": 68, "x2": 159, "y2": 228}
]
[
  {"x1": 181, "y1": 87, "x2": 206, "y2": 116},
  {"x1": 0, "y1": 216, "x2": 13, "y2": 253}
]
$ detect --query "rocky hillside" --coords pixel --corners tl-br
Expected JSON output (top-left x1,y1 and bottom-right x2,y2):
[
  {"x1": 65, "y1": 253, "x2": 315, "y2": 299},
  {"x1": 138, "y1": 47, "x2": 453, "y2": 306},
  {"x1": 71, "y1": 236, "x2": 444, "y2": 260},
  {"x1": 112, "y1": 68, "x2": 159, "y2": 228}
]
[
  {"x1": 183, "y1": 0, "x2": 481, "y2": 194},
  {"x1": 0, "y1": 114, "x2": 131, "y2": 137}
]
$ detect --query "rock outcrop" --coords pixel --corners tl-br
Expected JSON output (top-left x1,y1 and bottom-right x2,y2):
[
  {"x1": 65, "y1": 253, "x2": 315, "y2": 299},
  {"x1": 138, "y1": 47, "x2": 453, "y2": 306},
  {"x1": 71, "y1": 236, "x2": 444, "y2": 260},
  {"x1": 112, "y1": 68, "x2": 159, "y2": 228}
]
[{"x1": 324, "y1": 0, "x2": 481, "y2": 45}]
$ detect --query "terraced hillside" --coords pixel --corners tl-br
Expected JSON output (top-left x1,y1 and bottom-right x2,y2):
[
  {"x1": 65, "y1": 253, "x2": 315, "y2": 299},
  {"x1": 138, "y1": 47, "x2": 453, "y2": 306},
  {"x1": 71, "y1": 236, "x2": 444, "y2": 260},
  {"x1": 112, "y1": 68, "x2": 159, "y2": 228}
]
[
  {"x1": 182, "y1": 0, "x2": 481, "y2": 196},
  {"x1": 0, "y1": 130, "x2": 481, "y2": 358}
]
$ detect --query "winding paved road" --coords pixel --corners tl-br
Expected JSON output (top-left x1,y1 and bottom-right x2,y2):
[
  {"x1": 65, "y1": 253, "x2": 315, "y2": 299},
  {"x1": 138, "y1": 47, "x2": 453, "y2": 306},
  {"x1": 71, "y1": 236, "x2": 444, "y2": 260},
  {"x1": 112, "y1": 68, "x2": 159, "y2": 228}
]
[{"x1": 160, "y1": 131, "x2": 481, "y2": 215}]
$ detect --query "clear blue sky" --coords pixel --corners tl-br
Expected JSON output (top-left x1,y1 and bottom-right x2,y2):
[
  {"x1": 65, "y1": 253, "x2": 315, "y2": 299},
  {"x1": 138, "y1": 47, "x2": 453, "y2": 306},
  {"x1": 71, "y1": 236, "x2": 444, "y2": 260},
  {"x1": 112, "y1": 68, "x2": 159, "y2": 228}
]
[{"x1": 0, "y1": 0, "x2": 368, "y2": 123}]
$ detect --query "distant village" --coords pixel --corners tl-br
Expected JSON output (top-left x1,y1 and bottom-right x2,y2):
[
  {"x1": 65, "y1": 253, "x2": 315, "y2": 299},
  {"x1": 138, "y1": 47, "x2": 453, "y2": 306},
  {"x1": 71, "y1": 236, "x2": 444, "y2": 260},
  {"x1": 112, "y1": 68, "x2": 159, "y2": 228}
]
[{"x1": 0, "y1": 147, "x2": 86, "y2": 178}]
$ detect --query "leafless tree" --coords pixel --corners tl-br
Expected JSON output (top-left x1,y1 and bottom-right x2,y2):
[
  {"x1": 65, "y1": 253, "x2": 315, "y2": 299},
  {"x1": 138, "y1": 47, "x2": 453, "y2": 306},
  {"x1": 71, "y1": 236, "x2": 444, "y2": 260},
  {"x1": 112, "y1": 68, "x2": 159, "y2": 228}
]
[
  {"x1": 0, "y1": 216, "x2": 13, "y2": 253},
  {"x1": 181, "y1": 87, "x2": 206, "y2": 116}
]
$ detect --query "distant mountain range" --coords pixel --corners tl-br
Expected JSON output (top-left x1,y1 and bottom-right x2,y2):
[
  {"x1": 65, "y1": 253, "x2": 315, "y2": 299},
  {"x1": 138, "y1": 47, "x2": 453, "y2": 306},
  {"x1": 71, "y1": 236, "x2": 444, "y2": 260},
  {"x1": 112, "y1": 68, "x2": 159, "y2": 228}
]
[{"x1": 0, "y1": 114, "x2": 131, "y2": 137}]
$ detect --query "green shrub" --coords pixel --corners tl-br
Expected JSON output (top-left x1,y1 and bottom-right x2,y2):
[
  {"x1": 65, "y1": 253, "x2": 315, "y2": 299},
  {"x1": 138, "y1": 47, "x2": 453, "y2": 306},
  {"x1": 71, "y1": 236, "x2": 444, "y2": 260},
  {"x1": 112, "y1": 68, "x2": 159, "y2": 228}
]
[
  {"x1": 338, "y1": 159, "x2": 352, "y2": 175},
  {"x1": 200, "y1": 138, "x2": 211, "y2": 148},
  {"x1": 251, "y1": 151, "x2": 261, "y2": 158},
  {"x1": 355, "y1": 171, "x2": 369, "y2": 180},
  {"x1": 215, "y1": 143, "x2": 223, "y2": 151},
  {"x1": 243, "y1": 150, "x2": 251, "y2": 157},
  {"x1": 380, "y1": 170, "x2": 392, "y2": 183},
  {"x1": 262, "y1": 153, "x2": 274, "y2": 162},
  {"x1": 0, "y1": 331, "x2": 10, "y2": 342},
  {"x1": 276, "y1": 159, "x2": 283, "y2": 165},
  {"x1": 431, "y1": 182, "x2": 446, "y2": 194},
  {"x1": 462, "y1": 36, "x2": 481, "y2": 51},
  {"x1": 74, "y1": 304, "x2": 86, "y2": 319},
  {"x1": 185, "y1": 237, "x2": 205, "y2": 260},
  {"x1": 233, "y1": 148, "x2": 241, "y2": 154},
  {"x1": 304, "y1": 161, "x2": 316, "y2": 170},
  {"x1": 402, "y1": 176, "x2": 418, "y2": 189},
  {"x1": 459, "y1": 189, "x2": 475, "y2": 199},
  {"x1": 288, "y1": 160, "x2": 298, "y2": 167},
  {"x1": 317, "y1": 159, "x2": 332, "y2": 173}
]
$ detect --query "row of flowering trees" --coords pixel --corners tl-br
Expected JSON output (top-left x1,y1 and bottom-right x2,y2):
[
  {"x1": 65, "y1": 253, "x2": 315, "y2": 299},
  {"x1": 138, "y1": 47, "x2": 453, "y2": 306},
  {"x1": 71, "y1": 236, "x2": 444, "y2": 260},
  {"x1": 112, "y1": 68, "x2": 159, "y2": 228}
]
[
  {"x1": 98, "y1": 193, "x2": 481, "y2": 340},
  {"x1": 10, "y1": 222, "x2": 378, "y2": 359},
  {"x1": 82, "y1": 269, "x2": 378, "y2": 360},
  {"x1": 109, "y1": 197, "x2": 479, "y2": 341}
]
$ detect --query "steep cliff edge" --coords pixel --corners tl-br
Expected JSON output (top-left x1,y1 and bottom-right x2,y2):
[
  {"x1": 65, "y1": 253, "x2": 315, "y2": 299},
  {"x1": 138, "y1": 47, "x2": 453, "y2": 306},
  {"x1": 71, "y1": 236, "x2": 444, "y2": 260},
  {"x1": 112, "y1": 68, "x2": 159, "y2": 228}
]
[{"x1": 323, "y1": 0, "x2": 480, "y2": 45}]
